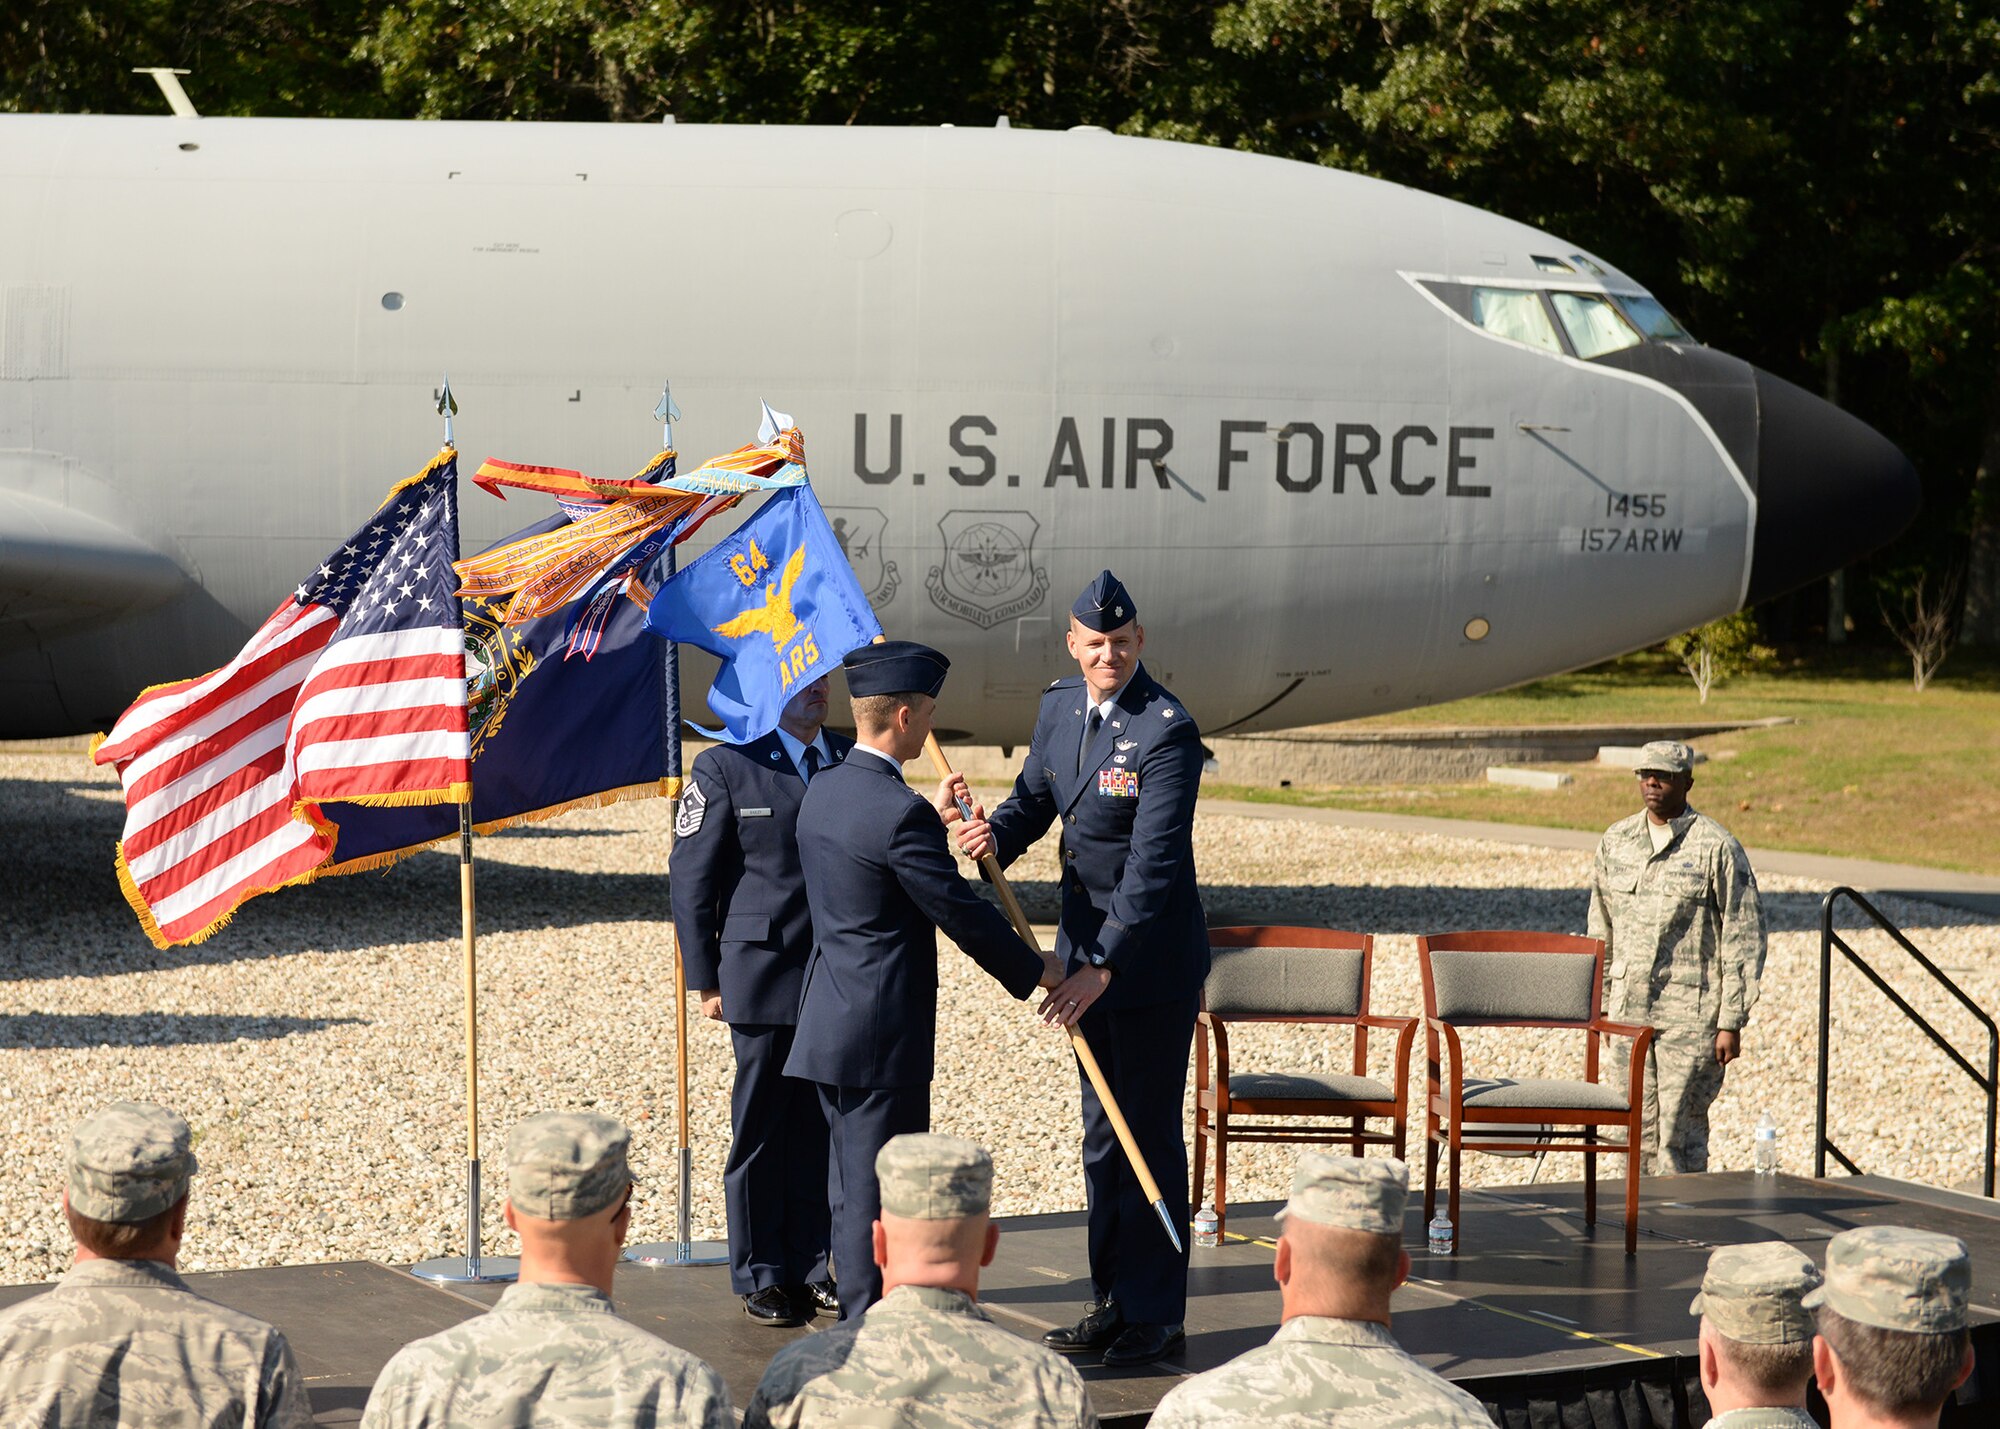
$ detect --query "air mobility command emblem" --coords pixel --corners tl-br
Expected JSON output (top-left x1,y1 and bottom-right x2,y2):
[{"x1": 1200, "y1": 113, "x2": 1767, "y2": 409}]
[{"x1": 926, "y1": 510, "x2": 1049, "y2": 629}]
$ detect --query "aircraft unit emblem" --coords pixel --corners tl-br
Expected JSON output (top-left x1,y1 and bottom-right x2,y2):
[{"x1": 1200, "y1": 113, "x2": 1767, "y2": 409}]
[
  {"x1": 822, "y1": 505, "x2": 900, "y2": 608},
  {"x1": 926, "y1": 509, "x2": 1049, "y2": 629}
]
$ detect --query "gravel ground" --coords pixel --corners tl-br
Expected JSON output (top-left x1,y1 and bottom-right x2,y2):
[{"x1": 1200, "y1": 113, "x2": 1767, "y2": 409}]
[{"x1": 2, "y1": 750, "x2": 1994, "y2": 1287}]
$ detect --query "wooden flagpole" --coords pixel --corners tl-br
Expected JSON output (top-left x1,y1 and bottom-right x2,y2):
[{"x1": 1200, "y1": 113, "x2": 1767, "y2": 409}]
[
  {"x1": 627, "y1": 385, "x2": 727, "y2": 1268},
  {"x1": 412, "y1": 377, "x2": 518, "y2": 1284}
]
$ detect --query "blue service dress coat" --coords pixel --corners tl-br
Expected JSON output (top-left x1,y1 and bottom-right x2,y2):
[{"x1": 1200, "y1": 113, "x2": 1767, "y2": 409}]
[
  {"x1": 984, "y1": 665, "x2": 1209, "y2": 1009},
  {"x1": 983, "y1": 662, "x2": 1209, "y2": 1325},
  {"x1": 669, "y1": 729, "x2": 852, "y2": 1296},
  {"x1": 786, "y1": 746, "x2": 1047, "y2": 1319}
]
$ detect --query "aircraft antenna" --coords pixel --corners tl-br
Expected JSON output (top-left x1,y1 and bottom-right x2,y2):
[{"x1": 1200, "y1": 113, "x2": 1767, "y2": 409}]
[{"x1": 132, "y1": 68, "x2": 199, "y2": 119}]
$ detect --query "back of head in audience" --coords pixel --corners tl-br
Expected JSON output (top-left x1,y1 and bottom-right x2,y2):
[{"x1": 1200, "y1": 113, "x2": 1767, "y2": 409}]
[
  {"x1": 502, "y1": 1111, "x2": 636, "y2": 1293},
  {"x1": 63, "y1": 1101, "x2": 198, "y2": 1265},
  {"x1": 1274, "y1": 1152, "x2": 1409, "y2": 1323},
  {"x1": 872, "y1": 1134, "x2": 998, "y2": 1297},
  {"x1": 1806, "y1": 1225, "x2": 1975, "y2": 1426},
  {"x1": 1691, "y1": 1241, "x2": 1820, "y2": 1411}
]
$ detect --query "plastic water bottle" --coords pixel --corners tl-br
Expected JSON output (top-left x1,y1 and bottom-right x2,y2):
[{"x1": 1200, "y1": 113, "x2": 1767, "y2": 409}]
[
  {"x1": 1427, "y1": 1212, "x2": 1454, "y2": 1256},
  {"x1": 1192, "y1": 1204, "x2": 1221, "y2": 1248},
  {"x1": 1753, "y1": 1114, "x2": 1780, "y2": 1176}
]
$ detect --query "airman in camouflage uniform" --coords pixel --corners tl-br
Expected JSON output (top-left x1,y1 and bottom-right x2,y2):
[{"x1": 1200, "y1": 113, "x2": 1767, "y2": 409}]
[
  {"x1": 1147, "y1": 1153, "x2": 1491, "y2": 1428},
  {"x1": 1590, "y1": 740, "x2": 1766, "y2": 1173},
  {"x1": 361, "y1": 1112, "x2": 732, "y2": 1428},
  {"x1": 1807, "y1": 1226, "x2": 1976, "y2": 1428},
  {"x1": 1690, "y1": 1241, "x2": 1822, "y2": 1428},
  {"x1": 745, "y1": 1134, "x2": 1097, "y2": 1428},
  {"x1": 0, "y1": 1101, "x2": 313, "y2": 1428}
]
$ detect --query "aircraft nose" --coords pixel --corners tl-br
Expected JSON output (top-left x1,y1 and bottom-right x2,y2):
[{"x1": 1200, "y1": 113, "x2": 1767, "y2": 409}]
[{"x1": 1745, "y1": 366, "x2": 1921, "y2": 605}]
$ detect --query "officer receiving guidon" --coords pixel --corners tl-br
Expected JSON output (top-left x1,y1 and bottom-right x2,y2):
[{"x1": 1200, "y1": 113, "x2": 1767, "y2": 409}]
[{"x1": 959, "y1": 570, "x2": 1210, "y2": 1366}]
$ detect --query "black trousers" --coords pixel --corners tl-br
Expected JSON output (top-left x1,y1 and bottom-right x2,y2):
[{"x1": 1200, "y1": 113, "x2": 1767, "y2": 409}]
[
  {"x1": 1078, "y1": 993, "x2": 1197, "y2": 1324},
  {"x1": 724, "y1": 1022, "x2": 831, "y2": 1295},
  {"x1": 816, "y1": 1081, "x2": 929, "y2": 1320}
]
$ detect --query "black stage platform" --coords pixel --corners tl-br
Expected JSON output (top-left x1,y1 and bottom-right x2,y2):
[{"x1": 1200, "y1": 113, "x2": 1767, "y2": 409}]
[{"x1": 5, "y1": 1172, "x2": 1998, "y2": 1426}]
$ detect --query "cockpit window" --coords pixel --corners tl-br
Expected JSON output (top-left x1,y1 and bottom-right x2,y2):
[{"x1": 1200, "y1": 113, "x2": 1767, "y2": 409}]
[
  {"x1": 1549, "y1": 291, "x2": 1641, "y2": 358},
  {"x1": 1469, "y1": 287, "x2": 1563, "y2": 353},
  {"x1": 1568, "y1": 253, "x2": 1607, "y2": 276},
  {"x1": 1532, "y1": 255, "x2": 1575, "y2": 273},
  {"x1": 1616, "y1": 294, "x2": 1693, "y2": 342}
]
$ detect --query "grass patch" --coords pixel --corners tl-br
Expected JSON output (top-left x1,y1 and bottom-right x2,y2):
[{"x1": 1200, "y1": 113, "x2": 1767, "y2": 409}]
[{"x1": 1210, "y1": 647, "x2": 2000, "y2": 874}]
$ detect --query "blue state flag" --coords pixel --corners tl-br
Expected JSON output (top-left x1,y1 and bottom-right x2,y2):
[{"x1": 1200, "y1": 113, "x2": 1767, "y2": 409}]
[{"x1": 647, "y1": 484, "x2": 882, "y2": 743}]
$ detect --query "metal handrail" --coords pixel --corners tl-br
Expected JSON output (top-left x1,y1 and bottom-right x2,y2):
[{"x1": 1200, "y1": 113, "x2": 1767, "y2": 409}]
[{"x1": 1816, "y1": 887, "x2": 1998, "y2": 1196}]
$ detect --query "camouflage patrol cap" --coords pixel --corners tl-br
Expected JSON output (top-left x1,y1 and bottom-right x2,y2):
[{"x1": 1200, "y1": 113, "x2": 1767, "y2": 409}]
[
  {"x1": 504, "y1": 1112, "x2": 633, "y2": 1221},
  {"x1": 1632, "y1": 740, "x2": 1696, "y2": 772},
  {"x1": 67, "y1": 1101, "x2": 198, "y2": 1224},
  {"x1": 1690, "y1": 1241, "x2": 1822, "y2": 1344},
  {"x1": 1804, "y1": 1225, "x2": 1971, "y2": 1334},
  {"x1": 875, "y1": 1133, "x2": 992, "y2": 1219},
  {"x1": 1276, "y1": 1151, "x2": 1407, "y2": 1235},
  {"x1": 1635, "y1": 740, "x2": 1696, "y2": 775}
]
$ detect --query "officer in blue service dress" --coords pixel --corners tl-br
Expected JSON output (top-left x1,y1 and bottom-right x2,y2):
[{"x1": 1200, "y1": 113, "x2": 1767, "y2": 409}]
[
  {"x1": 786, "y1": 640, "x2": 1060, "y2": 1323},
  {"x1": 671, "y1": 674, "x2": 849, "y2": 1326},
  {"x1": 958, "y1": 571, "x2": 1209, "y2": 1367}
]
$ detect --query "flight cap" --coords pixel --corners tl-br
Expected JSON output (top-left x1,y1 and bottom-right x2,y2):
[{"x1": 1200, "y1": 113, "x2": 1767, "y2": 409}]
[
  {"x1": 504, "y1": 1111, "x2": 634, "y2": 1220},
  {"x1": 876, "y1": 1134, "x2": 993, "y2": 1219},
  {"x1": 843, "y1": 640, "x2": 950, "y2": 699},
  {"x1": 1634, "y1": 740, "x2": 1696, "y2": 776},
  {"x1": 1804, "y1": 1225, "x2": 1972, "y2": 1334},
  {"x1": 1690, "y1": 1241, "x2": 1822, "y2": 1344},
  {"x1": 1071, "y1": 569, "x2": 1137, "y2": 632},
  {"x1": 1277, "y1": 1151, "x2": 1407, "y2": 1235},
  {"x1": 67, "y1": 1101, "x2": 199, "y2": 1224}
]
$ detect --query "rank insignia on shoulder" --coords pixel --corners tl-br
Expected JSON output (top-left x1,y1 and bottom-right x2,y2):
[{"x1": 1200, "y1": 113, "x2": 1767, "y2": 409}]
[
  {"x1": 1162, "y1": 707, "x2": 1176, "y2": 718},
  {"x1": 675, "y1": 781, "x2": 709, "y2": 838},
  {"x1": 1098, "y1": 769, "x2": 1140, "y2": 798}
]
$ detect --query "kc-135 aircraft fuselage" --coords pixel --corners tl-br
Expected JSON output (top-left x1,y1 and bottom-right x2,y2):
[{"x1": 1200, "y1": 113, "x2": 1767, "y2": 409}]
[{"x1": 0, "y1": 116, "x2": 1918, "y2": 742}]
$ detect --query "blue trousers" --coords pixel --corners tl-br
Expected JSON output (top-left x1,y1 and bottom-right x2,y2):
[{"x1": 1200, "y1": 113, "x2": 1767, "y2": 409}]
[
  {"x1": 1078, "y1": 994, "x2": 1197, "y2": 1324},
  {"x1": 725, "y1": 1023, "x2": 831, "y2": 1295},
  {"x1": 816, "y1": 1082, "x2": 929, "y2": 1320}
]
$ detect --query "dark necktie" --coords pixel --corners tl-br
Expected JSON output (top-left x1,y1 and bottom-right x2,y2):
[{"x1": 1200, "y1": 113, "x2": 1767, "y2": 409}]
[
  {"x1": 802, "y1": 746, "x2": 824, "y2": 783},
  {"x1": 1078, "y1": 708, "x2": 1101, "y2": 774}
]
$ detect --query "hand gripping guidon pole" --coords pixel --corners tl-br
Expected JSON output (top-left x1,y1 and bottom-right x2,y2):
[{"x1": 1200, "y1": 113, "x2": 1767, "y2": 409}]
[{"x1": 920, "y1": 734, "x2": 1186, "y2": 1255}]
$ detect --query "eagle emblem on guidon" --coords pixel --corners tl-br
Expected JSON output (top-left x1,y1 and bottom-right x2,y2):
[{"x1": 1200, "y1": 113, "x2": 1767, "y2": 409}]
[
  {"x1": 822, "y1": 506, "x2": 900, "y2": 609},
  {"x1": 926, "y1": 510, "x2": 1050, "y2": 629},
  {"x1": 712, "y1": 538, "x2": 823, "y2": 691}
]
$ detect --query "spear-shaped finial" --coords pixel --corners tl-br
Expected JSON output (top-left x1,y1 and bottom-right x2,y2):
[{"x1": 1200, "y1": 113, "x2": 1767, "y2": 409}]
[
  {"x1": 437, "y1": 374, "x2": 459, "y2": 448},
  {"x1": 653, "y1": 382, "x2": 681, "y2": 449}
]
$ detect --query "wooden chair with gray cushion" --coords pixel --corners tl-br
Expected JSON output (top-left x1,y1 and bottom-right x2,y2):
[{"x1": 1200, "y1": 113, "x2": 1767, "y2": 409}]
[
  {"x1": 1193, "y1": 926, "x2": 1417, "y2": 1234},
  {"x1": 1417, "y1": 930, "x2": 1654, "y2": 1255}
]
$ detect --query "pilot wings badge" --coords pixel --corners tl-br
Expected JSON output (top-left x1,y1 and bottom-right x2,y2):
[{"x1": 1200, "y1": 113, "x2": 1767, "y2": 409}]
[{"x1": 926, "y1": 509, "x2": 1049, "y2": 629}]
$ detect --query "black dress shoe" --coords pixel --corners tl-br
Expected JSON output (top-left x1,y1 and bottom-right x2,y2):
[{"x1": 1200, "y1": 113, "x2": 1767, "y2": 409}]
[
  {"x1": 1101, "y1": 1322, "x2": 1186, "y2": 1367},
  {"x1": 743, "y1": 1286, "x2": 807, "y2": 1327},
  {"x1": 1041, "y1": 1299, "x2": 1124, "y2": 1354},
  {"x1": 805, "y1": 1278, "x2": 839, "y2": 1315}
]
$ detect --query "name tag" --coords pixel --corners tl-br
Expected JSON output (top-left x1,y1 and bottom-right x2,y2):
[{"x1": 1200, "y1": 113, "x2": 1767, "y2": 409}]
[
  {"x1": 1097, "y1": 769, "x2": 1139, "y2": 798},
  {"x1": 738, "y1": 807, "x2": 773, "y2": 819}
]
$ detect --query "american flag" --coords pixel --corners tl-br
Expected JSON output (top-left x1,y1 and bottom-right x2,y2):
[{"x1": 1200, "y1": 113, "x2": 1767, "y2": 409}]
[{"x1": 94, "y1": 452, "x2": 471, "y2": 948}]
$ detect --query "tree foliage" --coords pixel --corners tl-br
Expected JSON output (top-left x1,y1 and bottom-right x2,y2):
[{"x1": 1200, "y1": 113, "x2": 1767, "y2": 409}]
[
  {"x1": 5, "y1": 1, "x2": 1996, "y2": 637},
  {"x1": 1664, "y1": 612, "x2": 1775, "y2": 704}
]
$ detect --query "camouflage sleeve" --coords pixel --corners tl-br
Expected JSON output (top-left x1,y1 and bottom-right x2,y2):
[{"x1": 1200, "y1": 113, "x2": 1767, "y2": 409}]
[
  {"x1": 1716, "y1": 840, "x2": 1766, "y2": 1031},
  {"x1": 1586, "y1": 840, "x2": 1612, "y2": 954},
  {"x1": 356, "y1": 1347, "x2": 418, "y2": 1429},
  {"x1": 259, "y1": 1333, "x2": 316, "y2": 1429},
  {"x1": 682, "y1": 1361, "x2": 735, "y2": 1429}
]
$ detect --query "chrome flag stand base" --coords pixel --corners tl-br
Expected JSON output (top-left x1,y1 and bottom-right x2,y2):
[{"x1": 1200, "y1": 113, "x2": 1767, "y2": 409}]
[
  {"x1": 411, "y1": 1158, "x2": 519, "y2": 1283},
  {"x1": 625, "y1": 1148, "x2": 729, "y2": 1267}
]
